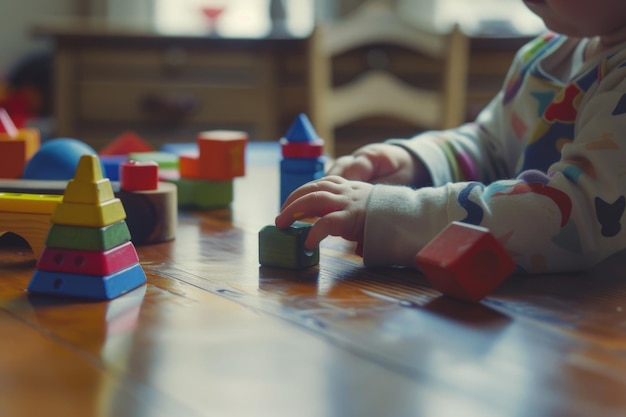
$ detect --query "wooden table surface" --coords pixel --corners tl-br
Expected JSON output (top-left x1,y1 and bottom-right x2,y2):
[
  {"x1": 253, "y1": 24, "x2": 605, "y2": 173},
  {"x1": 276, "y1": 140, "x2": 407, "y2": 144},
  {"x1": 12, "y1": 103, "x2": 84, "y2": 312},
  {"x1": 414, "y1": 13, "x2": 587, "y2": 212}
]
[{"x1": 2, "y1": 144, "x2": 626, "y2": 417}]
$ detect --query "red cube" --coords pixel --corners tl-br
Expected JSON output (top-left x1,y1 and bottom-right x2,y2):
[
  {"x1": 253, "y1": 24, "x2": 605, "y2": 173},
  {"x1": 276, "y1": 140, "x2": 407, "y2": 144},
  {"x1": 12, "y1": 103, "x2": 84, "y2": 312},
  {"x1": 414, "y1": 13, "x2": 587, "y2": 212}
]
[
  {"x1": 415, "y1": 221, "x2": 515, "y2": 302},
  {"x1": 120, "y1": 160, "x2": 159, "y2": 191}
]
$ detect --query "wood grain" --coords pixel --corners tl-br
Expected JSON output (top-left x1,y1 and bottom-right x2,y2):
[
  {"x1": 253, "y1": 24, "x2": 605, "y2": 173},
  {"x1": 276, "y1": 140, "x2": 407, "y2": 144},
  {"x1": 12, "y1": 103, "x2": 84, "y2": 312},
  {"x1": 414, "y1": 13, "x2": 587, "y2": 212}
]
[{"x1": 2, "y1": 145, "x2": 626, "y2": 417}]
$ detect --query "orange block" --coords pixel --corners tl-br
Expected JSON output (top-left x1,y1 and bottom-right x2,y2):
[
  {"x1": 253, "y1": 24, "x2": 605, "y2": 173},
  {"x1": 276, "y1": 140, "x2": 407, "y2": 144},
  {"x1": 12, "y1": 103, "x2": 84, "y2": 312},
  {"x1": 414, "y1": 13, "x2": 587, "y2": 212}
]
[
  {"x1": 197, "y1": 130, "x2": 247, "y2": 180},
  {"x1": 0, "y1": 128, "x2": 40, "y2": 179},
  {"x1": 178, "y1": 154, "x2": 200, "y2": 179}
]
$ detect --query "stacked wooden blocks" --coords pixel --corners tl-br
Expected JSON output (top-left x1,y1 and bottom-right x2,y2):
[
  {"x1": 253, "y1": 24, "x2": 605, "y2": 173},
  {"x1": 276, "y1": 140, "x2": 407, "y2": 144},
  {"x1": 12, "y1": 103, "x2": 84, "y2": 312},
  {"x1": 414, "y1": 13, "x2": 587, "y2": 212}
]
[
  {"x1": 0, "y1": 108, "x2": 40, "y2": 179},
  {"x1": 28, "y1": 154, "x2": 147, "y2": 300},
  {"x1": 118, "y1": 159, "x2": 178, "y2": 245},
  {"x1": 279, "y1": 113, "x2": 325, "y2": 205},
  {"x1": 170, "y1": 130, "x2": 248, "y2": 209}
]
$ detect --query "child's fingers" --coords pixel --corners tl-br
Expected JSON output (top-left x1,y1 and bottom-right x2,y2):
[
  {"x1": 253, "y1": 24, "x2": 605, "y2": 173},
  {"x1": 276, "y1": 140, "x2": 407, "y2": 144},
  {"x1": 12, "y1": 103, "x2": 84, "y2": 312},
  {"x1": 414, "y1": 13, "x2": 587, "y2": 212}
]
[
  {"x1": 305, "y1": 211, "x2": 351, "y2": 249},
  {"x1": 327, "y1": 155, "x2": 375, "y2": 181},
  {"x1": 280, "y1": 176, "x2": 348, "y2": 210},
  {"x1": 276, "y1": 190, "x2": 346, "y2": 228}
]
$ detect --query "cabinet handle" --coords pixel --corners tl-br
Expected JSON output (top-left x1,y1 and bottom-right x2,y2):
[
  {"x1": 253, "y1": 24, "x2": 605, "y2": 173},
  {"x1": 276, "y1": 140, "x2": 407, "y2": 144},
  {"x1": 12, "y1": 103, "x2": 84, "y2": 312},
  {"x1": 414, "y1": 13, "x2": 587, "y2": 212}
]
[{"x1": 140, "y1": 93, "x2": 198, "y2": 118}]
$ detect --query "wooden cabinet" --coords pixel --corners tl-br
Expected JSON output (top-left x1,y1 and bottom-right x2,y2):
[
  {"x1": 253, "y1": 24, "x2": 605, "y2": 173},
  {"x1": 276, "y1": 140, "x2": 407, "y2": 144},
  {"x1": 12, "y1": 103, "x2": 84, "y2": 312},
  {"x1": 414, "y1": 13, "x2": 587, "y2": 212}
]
[
  {"x1": 36, "y1": 22, "x2": 310, "y2": 151},
  {"x1": 35, "y1": 21, "x2": 527, "y2": 155}
]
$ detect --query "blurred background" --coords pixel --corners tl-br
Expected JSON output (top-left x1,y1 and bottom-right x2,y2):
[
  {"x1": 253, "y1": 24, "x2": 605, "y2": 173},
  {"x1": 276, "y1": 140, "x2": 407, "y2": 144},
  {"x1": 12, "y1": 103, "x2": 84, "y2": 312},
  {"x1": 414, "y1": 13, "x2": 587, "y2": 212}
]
[{"x1": 0, "y1": 0, "x2": 544, "y2": 155}]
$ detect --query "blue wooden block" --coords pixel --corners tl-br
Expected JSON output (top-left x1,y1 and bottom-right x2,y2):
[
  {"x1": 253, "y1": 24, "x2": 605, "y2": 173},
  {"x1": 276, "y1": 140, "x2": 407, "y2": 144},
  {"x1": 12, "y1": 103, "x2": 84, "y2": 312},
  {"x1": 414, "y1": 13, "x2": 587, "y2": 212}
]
[
  {"x1": 280, "y1": 157, "x2": 324, "y2": 205},
  {"x1": 160, "y1": 142, "x2": 197, "y2": 155},
  {"x1": 28, "y1": 263, "x2": 146, "y2": 300},
  {"x1": 259, "y1": 221, "x2": 319, "y2": 269},
  {"x1": 100, "y1": 155, "x2": 128, "y2": 181},
  {"x1": 283, "y1": 113, "x2": 319, "y2": 142}
]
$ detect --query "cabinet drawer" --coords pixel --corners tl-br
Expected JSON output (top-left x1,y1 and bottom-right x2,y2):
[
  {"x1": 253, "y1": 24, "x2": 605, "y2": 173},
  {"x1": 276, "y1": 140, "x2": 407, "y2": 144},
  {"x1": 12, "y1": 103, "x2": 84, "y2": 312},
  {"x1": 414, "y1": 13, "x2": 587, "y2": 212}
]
[
  {"x1": 76, "y1": 47, "x2": 269, "y2": 84},
  {"x1": 77, "y1": 80, "x2": 275, "y2": 124}
]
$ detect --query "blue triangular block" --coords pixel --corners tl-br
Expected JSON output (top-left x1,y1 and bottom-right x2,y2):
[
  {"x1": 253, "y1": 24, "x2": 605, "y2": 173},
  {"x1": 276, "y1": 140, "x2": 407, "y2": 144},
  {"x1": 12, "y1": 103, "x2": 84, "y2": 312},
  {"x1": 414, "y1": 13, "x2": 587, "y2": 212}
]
[{"x1": 284, "y1": 113, "x2": 319, "y2": 142}]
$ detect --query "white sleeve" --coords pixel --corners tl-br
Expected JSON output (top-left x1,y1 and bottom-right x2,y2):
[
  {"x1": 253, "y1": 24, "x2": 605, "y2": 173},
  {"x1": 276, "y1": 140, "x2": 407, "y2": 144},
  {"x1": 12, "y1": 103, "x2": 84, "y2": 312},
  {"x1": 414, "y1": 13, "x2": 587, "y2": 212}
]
[{"x1": 363, "y1": 51, "x2": 626, "y2": 273}]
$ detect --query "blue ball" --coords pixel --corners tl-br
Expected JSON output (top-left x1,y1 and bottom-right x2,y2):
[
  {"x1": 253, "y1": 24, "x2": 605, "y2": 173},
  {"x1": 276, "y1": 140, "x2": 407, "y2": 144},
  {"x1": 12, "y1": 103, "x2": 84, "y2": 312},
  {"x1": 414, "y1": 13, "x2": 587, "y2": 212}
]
[{"x1": 23, "y1": 138, "x2": 100, "y2": 180}]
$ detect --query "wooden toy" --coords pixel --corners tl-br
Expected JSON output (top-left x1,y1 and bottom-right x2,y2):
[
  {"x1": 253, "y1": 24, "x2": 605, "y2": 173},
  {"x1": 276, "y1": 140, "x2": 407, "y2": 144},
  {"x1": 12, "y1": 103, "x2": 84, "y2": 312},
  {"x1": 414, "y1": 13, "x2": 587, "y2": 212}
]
[
  {"x1": 0, "y1": 140, "x2": 28, "y2": 179},
  {"x1": 280, "y1": 158, "x2": 325, "y2": 205},
  {"x1": 171, "y1": 177, "x2": 233, "y2": 210},
  {"x1": 0, "y1": 108, "x2": 40, "y2": 179},
  {"x1": 28, "y1": 263, "x2": 147, "y2": 300},
  {"x1": 177, "y1": 154, "x2": 200, "y2": 179},
  {"x1": 52, "y1": 198, "x2": 126, "y2": 228},
  {"x1": 100, "y1": 155, "x2": 128, "y2": 181},
  {"x1": 197, "y1": 130, "x2": 248, "y2": 180},
  {"x1": 28, "y1": 154, "x2": 147, "y2": 300},
  {"x1": 0, "y1": 211, "x2": 53, "y2": 258},
  {"x1": 283, "y1": 113, "x2": 319, "y2": 142},
  {"x1": 51, "y1": 154, "x2": 126, "y2": 227},
  {"x1": 45, "y1": 221, "x2": 131, "y2": 251},
  {"x1": 128, "y1": 151, "x2": 178, "y2": 170},
  {"x1": 156, "y1": 130, "x2": 248, "y2": 210},
  {"x1": 63, "y1": 158, "x2": 116, "y2": 204},
  {"x1": 99, "y1": 130, "x2": 154, "y2": 156},
  {"x1": 414, "y1": 221, "x2": 515, "y2": 302},
  {"x1": 258, "y1": 221, "x2": 319, "y2": 269},
  {"x1": 117, "y1": 182, "x2": 178, "y2": 245},
  {"x1": 36, "y1": 241, "x2": 139, "y2": 276},
  {"x1": 280, "y1": 140, "x2": 324, "y2": 158},
  {"x1": 120, "y1": 160, "x2": 159, "y2": 191},
  {"x1": 0, "y1": 192, "x2": 62, "y2": 258},
  {"x1": 0, "y1": 178, "x2": 177, "y2": 247},
  {"x1": 279, "y1": 113, "x2": 325, "y2": 205},
  {"x1": 0, "y1": 192, "x2": 62, "y2": 214}
]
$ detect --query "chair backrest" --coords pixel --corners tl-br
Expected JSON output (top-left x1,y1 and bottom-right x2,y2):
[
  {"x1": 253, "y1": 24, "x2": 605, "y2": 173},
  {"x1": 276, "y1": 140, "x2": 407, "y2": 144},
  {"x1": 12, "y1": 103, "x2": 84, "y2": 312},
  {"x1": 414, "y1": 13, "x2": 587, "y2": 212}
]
[{"x1": 308, "y1": 2, "x2": 469, "y2": 156}]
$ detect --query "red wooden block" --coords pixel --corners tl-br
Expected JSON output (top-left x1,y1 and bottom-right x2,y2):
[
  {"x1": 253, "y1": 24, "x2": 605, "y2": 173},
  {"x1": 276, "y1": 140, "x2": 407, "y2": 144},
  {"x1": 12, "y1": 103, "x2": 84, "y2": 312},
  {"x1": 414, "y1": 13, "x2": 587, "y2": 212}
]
[
  {"x1": 36, "y1": 241, "x2": 140, "y2": 276},
  {"x1": 0, "y1": 127, "x2": 40, "y2": 178},
  {"x1": 120, "y1": 160, "x2": 159, "y2": 191},
  {"x1": 99, "y1": 131, "x2": 154, "y2": 156},
  {"x1": 0, "y1": 140, "x2": 26, "y2": 178},
  {"x1": 280, "y1": 138, "x2": 324, "y2": 158},
  {"x1": 415, "y1": 221, "x2": 515, "y2": 302},
  {"x1": 197, "y1": 130, "x2": 247, "y2": 180}
]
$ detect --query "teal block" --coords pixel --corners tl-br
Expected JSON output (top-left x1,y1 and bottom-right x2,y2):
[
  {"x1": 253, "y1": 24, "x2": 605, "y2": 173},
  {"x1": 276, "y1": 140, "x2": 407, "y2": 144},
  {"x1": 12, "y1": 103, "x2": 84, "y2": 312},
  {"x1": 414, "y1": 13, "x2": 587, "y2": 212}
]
[
  {"x1": 170, "y1": 178, "x2": 233, "y2": 209},
  {"x1": 258, "y1": 221, "x2": 319, "y2": 269},
  {"x1": 28, "y1": 263, "x2": 146, "y2": 300},
  {"x1": 45, "y1": 221, "x2": 131, "y2": 251}
]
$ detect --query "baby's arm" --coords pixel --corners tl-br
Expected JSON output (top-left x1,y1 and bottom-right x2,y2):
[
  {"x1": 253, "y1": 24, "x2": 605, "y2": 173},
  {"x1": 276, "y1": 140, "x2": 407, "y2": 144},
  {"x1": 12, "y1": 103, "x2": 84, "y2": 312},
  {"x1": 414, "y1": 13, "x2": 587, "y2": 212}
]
[{"x1": 326, "y1": 143, "x2": 432, "y2": 187}]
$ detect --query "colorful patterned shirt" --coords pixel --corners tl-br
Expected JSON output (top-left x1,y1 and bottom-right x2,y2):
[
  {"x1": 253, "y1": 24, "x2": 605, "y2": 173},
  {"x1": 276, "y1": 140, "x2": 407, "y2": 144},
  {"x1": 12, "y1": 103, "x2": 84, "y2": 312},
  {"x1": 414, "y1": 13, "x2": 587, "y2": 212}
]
[{"x1": 364, "y1": 33, "x2": 626, "y2": 273}]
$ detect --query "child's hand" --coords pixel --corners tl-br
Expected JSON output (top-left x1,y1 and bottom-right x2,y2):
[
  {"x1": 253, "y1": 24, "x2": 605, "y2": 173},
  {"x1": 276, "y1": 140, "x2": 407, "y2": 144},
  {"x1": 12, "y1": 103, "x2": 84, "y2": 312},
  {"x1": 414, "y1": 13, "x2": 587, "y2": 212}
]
[
  {"x1": 326, "y1": 143, "x2": 428, "y2": 186},
  {"x1": 275, "y1": 176, "x2": 374, "y2": 249}
]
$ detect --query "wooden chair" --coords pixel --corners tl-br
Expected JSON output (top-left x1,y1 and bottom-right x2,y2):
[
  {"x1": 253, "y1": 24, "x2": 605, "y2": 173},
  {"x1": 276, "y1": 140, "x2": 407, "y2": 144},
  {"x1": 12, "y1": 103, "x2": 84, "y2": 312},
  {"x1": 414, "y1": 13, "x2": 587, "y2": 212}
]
[{"x1": 308, "y1": 1, "x2": 469, "y2": 157}]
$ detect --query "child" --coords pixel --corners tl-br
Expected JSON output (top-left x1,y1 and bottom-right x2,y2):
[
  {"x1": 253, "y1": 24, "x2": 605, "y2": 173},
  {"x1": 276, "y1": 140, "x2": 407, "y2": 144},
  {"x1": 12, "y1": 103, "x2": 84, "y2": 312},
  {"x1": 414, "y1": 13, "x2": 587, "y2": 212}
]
[{"x1": 276, "y1": 0, "x2": 626, "y2": 273}]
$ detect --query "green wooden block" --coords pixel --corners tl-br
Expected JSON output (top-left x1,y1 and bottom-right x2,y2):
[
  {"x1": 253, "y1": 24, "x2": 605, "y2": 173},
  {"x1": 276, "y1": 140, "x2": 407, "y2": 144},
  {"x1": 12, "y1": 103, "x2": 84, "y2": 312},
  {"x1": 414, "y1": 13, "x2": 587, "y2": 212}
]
[
  {"x1": 170, "y1": 178, "x2": 233, "y2": 209},
  {"x1": 129, "y1": 151, "x2": 179, "y2": 170},
  {"x1": 45, "y1": 221, "x2": 132, "y2": 251},
  {"x1": 258, "y1": 221, "x2": 319, "y2": 269}
]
